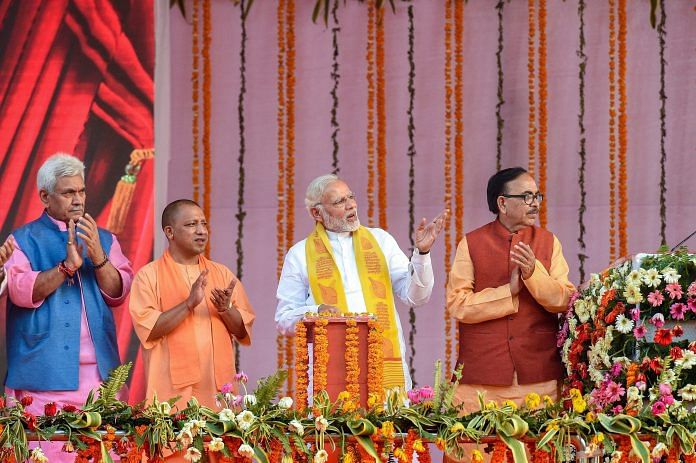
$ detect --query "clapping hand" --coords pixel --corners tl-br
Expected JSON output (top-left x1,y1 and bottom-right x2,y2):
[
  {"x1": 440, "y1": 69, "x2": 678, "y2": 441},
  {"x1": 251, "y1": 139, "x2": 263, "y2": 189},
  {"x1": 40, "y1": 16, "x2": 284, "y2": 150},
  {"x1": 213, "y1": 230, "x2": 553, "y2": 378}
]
[
  {"x1": 76, "y1": 214, "x2": 105, "y2": 264},
  {"x1": 414, "y1": 209, "x2": 448, "y2": 253},
  {"x1": 211, "y1": 276, "x2": 237, "y2": 312},
  {"x1": 187, "y1": 269, "x2": 209, "y2": 311},
  {"x1": 0, "y1": 238, "x2": 14, "y2": 282},
  {"x1": 510, "y1": 242, "x2": 536, "y2": 280},
  {"x1": 65, "y1": 219, "x2": 84, "y2": 269}
]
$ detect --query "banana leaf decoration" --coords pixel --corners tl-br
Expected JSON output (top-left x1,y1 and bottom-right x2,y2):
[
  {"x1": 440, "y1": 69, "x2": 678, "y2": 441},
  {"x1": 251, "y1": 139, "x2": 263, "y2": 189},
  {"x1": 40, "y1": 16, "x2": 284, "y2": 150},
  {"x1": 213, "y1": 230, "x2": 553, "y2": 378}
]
[
  {"x1": 536, "y1": 415, "x2": 590, "y2": 462},
  {"x1": 598, "y1": 414, "x2": 650, "y2": 463},
  {"x1": 663, "y1": 420, "x2": 696, "y2": 456},
  {"x1": 468, "y1": 393, "x2": 529, "y2": 463},
  {"x1": 347, "y1": 418, "x2": 380, "y2": 460}
]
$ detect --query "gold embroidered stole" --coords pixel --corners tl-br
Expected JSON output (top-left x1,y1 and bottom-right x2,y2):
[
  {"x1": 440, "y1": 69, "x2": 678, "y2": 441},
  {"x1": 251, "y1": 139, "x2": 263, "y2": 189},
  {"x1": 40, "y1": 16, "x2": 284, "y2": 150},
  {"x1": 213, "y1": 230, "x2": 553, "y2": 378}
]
[{"x1": 305, "y1": 223, "x2": 405, "y2": 389}]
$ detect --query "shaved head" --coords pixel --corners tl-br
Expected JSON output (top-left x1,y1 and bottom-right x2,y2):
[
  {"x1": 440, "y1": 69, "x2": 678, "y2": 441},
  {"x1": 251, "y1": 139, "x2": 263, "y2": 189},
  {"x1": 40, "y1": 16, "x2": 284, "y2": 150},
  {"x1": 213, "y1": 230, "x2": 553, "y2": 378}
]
[{"x1": 161, "y1": 199, "x2": 201, "y2": 230}]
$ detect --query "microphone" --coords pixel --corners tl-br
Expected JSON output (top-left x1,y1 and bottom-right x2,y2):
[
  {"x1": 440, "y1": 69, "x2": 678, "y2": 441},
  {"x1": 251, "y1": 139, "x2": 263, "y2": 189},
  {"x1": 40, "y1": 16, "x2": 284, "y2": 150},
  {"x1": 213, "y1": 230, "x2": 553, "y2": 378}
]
[{"x1": 670, "y1": 227, "x2": 696, "y2": 252}]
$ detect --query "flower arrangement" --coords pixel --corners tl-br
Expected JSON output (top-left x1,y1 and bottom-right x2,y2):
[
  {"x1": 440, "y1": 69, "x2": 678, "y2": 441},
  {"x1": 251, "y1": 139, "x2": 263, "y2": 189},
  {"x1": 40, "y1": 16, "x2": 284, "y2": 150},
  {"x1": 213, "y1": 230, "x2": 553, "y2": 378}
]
[{"x1": 559, "y1": 250, "x2": 696, "y2": 454}]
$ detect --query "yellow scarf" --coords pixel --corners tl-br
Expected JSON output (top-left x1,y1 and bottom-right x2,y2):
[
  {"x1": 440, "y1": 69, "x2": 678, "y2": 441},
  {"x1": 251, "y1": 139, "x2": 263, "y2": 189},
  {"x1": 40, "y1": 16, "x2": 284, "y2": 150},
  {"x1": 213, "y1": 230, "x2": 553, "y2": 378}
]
[{"x1": 305, "y1": 222, "x2": 405, "y2": 389}]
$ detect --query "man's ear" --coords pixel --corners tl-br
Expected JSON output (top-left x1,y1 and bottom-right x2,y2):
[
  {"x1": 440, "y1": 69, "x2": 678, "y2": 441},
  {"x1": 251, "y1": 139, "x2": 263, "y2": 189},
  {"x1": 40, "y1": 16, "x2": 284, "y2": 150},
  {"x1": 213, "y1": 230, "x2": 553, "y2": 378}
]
[
  {"x1": 163, "y1": 225, "x2": 174, "y2": 240},
  {"x1": 497, "y1": 196, "x2": 506, "y2": 214},
  {"x1": 39, "y1": 190, "x2": 50, "y2": 207},
  {"x1": 310, "y1": 207, "x2": 322, "y2": 222}
]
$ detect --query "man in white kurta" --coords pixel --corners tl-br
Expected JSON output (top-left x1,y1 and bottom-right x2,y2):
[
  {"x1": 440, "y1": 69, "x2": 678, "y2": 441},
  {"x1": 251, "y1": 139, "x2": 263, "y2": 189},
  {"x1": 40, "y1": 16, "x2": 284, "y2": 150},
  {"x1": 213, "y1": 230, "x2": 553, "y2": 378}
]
[{"x1": 275, "y1": 174, "x2": 446, "y2": 390}]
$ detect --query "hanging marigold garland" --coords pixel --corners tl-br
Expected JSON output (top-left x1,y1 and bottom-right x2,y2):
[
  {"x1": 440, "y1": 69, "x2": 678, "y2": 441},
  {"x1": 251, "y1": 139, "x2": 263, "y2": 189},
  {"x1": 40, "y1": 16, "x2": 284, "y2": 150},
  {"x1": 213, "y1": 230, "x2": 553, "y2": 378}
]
[
  {"x1": 367, "y1": 319, "x2": 384, "y2": 399},
  {"x1": 284, "y1": 0, "x2": 297, "y2": 399},
  {"x1": 344, "y1": 318, "x2": 360, "y2": 401},
  {"x1": 294, "y1": 320, "x2": 309, "y2": 410},
  {"x1": 453, "y1": 0, "x2": 464, "y2": 361},
  {"x1": 537, "y1": 0, "x2": 548, "y2": 228},
  {"x1": 527, "y1": 0, "x2": 537, "y2": 177},
  {"x1": 330, "y1": 0, "x2": 341, "y2": 175},
  {"x1": 443, "y1": 0, "x2": 454, "y2": 376},
  {"x1": 495, "y1": 0, "x2": 505, "y2": 171},
  {"x1": 577, "y1": 0, "x2": 588, "y2": 282},
  {"x1": 376, "y1": 6, "x2": 388, "y2": 230},
  {"x1": 657, "y1": 0, "x2": 667, "y2": 246},
  {"x1": 313, "y1": 318, "x2": 329, "y2": 395},
  {"x1": 366, "y1": 0, "x2": 376, "y2": 227},
  {"x1": 406, "y1": 1, "x2": 417, "y2": 385},
  {"x1": 202, "y1": 0, "x2": 212, "y2": 258},
  {"x1": 276, "y1": 0, "x2": 287, "y2": 376},
  {"x1": 234, "y1": 0, "x2": 248, "y2": 371},
  {"x1": 608, "y1": 0, "x2": 618, "y2": 262},
  {"x1": 617, "y1": 0, "x2": 628, "y2": 258},
  {"x1": 191, "y1": 0, "x2": 201, "y2": 203}
]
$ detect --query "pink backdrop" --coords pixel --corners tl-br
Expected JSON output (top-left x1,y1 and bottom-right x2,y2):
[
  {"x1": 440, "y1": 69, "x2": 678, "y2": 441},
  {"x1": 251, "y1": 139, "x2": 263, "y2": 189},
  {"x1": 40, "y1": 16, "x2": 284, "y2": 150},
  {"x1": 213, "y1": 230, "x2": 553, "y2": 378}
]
[{"x1": 157, "y1": 1, "x2": 696, "y2": 387}]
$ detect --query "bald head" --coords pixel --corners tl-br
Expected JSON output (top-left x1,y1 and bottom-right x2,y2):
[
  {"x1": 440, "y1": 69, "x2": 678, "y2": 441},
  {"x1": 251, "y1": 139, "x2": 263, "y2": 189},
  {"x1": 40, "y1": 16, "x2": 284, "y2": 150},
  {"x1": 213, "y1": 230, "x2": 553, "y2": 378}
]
[{"x1": 161, "y1": 199, "x2": 201, "y2": 230}]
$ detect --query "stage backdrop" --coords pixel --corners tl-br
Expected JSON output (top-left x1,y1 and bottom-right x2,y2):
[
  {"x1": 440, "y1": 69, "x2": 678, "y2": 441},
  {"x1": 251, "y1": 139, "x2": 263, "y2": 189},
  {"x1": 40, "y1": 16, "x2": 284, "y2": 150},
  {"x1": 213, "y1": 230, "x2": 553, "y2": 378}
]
[
  {"x1": 0, "y1": 0, "x2": 154, "y2": 394},
  {"x1": 156, "y1": 0, "x2": 696, "y2": 393}
]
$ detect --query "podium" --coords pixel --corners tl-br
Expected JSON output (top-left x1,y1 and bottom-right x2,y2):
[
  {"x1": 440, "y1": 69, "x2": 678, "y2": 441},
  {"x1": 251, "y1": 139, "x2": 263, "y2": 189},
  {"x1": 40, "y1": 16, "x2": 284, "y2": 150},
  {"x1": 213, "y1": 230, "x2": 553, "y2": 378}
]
[{"x1": 294, "y1": 314, "x2": 382, "y2": 409}]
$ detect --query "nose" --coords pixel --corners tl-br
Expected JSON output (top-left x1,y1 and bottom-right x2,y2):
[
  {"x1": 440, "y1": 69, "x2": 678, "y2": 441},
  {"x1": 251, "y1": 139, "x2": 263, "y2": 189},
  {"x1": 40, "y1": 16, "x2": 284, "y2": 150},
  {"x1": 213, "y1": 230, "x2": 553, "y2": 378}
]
[{"x1": 346, "y1": 197, "x2": 357, "y2": 210}]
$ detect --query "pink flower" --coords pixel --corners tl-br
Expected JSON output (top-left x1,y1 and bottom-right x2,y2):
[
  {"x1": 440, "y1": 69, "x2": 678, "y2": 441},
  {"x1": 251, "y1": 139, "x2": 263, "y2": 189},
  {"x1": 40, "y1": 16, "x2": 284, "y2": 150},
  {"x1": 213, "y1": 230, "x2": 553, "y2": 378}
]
[
  {"x1": 235, "y1": 372, "x2": 249, "y2": 384},
  {"x1": 647, "y1": 291, "x2": 664, "y2": 307},
  {"x1": 665, "y1": 283, "x2": 683, "y2": 300},
  {"x1": 651, "y1": 401, "x2": 666, "y2": 415},
  {"x1": 606, "y1": 381, "x2": 625, "y2": 402},
  {"x1": 651, "y1": 313, "x2": 665, "y2": 328},
  {"x1": 687, "y1": 281, "x2": 696, "y2": 297},
  {"x1": 418, "y1": 385, "x2": 435, "y2": 400},
  {"x1": 688, "y1": 298, "x2": 696, "y2": 313},
  {"x1": 658, "y1": 383, "x2": 672, "y2": 396},
  {"x1": 407, "y1": 389, "x2": 422, "y2": 404},
  {"x1": 670, "y1": 303, "x2": 687, "y2": 320},
  {"x1": 220, "y1": 383, "x2": 234, "y2": 394},
  {"x1": 633, "y1": 324, "x2": 647, "y2": 339},
  {"x1": 662, "y1": 394, "x2": 675, "y2": 406},
  {"x1": 635, "y1": 381, "x2": 646, "y2": 391},
  {"x1": 630, "y1": 307, "x2": 641, "y2": 321},
  {"x1": 610, "y1": 362, "x2": 622, "y2": 377}
]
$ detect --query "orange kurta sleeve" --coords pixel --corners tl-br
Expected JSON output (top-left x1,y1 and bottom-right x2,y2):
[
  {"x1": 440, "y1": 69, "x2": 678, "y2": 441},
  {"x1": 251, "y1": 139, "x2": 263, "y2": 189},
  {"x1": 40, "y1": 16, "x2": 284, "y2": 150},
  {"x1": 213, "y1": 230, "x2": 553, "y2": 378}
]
[
  {"x1": 128, "y1": 262, "x2": 164, "y2": 350},
  {"x1": 446, "y1": 237, "x2": 519, "y2": 323},
  {"x1": 522, "y1": 236, "x2": 575, "y2": 313},
  {"x1": 229, "y1": 275, "x2": 255, "y2": 346}
]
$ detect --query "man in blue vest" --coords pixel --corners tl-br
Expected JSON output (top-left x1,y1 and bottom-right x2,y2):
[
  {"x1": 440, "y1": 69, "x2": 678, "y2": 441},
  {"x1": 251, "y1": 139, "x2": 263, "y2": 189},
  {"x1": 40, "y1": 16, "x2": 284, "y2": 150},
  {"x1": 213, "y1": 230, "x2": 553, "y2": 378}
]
[{"x1": 4, "y1": 153, "x2": 133, "y2": 418}]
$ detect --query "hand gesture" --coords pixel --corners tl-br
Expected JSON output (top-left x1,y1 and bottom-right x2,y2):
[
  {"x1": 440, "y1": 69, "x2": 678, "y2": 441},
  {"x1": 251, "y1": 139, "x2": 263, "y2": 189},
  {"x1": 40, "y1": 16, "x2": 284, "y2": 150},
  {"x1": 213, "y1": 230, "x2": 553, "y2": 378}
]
[
  {"x1": 510, "y1": 265, "x2": 521, "y2": 296},
  {"x1": 0, "y1": 238, "x2": 14, "y2": 267},
  {"x1": 510, "y1": 242, "x2": 536, "y2": 280},
  {"x1": 211, "y1": 276, "x2": 237, "y2": 312},
  {"x1": 186, "y1": 269, "x2": 209, "y2": 311},
  {"x1": 318, "y1": 304, "x2": 340, "y2": 315},
  {"x1": 65, "y1": 220, "x2": 84, "y2": 269},
  {"x1": 414, "y1": 209, "x2": 448, "y2": 253},
  {"x1": 76, "y1": 214, "x2": 105, "y2": 263}
]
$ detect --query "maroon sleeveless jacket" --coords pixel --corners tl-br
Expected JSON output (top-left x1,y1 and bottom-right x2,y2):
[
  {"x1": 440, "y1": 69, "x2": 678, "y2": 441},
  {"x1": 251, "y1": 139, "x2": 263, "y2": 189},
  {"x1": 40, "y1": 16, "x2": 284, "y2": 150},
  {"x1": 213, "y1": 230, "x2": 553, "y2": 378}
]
[{"x1": 456, "y1": 220, "x2": 564, "y2": 385}]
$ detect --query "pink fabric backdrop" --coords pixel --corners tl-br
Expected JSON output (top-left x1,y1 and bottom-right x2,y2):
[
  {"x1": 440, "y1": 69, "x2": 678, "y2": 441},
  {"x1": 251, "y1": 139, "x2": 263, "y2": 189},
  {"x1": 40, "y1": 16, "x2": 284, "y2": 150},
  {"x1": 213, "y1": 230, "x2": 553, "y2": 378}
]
[{"x1": 158, "y1": 1, "x2": 696, "y2": 387}]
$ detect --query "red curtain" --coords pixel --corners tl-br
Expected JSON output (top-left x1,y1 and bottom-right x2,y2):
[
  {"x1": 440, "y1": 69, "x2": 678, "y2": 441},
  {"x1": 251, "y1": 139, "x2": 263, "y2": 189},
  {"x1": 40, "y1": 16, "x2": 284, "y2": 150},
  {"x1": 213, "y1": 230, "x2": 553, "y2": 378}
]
[{"x1": 0, "y1": 0, "x2": 154, "y2": 403}]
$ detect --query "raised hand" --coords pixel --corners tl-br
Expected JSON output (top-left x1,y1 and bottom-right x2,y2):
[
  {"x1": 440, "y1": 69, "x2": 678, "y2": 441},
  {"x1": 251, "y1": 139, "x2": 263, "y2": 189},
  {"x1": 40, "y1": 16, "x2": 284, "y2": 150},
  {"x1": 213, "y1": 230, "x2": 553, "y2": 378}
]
[
  {"x1": 187, "y1": 269, "x2": 209, "y2": 311},
  {"x1": 75, "y1": 213, "x2": 105, "y2": 264},
  {"x1": 65, "y1": 219, "x2": 84, "y2": 269},
  {"x1": 211, "y1": 276, "x2": 237, "y2": 312},
  {"x1": 510, "y1": 242, "x2": 536, "y2": 280},
  {"x1": 414, "y1": 209, "x2": 448, "y2": 253},
  {"x1": 0, "y1": 238, "x2": 14, "y2": 282}
]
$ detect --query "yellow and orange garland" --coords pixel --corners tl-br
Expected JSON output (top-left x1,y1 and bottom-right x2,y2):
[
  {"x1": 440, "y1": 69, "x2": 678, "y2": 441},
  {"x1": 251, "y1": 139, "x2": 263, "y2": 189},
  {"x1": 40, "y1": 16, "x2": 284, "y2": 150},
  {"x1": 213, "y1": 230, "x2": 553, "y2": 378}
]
[
  {"x1": 191, "y1": 0, "x2": 200, "y2": 204},
  {"x1": 293, "y1": 319, "x2": 309, "y2": 410},
  {"x1": 344, "y1": 318, "x2": 361, "y2": 402},
  {"x1": 367, "y1": 318, "x2": 384, "y2": 400},
  {"x1": 202, "y1": 0, "x2": 212, "y2": 257},
  {"x1": 617, "y1": 0, "x2": 628, "y2": 258},
  {"x1": 453, "y1": 0, "x2": 464, "y2": 355},
  {"x1": 527, "y1": 0, "x2": 537, "y2": 177},
  {"x1": 537, "y1": 0, "x2": 548, "y2": 228},
  {"x1": 313, "y1": 318, "x2": 329, "y2": 395},
  {"x1": 608, "y1": 0, "x2": 617, "y2": 262},
  {"x1": 443, "y1": 0, "x2": 454, "y2": 376},
  {"x1": 366, "y1": 0, "x2": 376, "y2": 227},
  {"x1": 376, "y1": 6, "x2": 388, "y2": 230},
  {"x1": 276, "y1": 0, "x2": 287, "y2": 378}
]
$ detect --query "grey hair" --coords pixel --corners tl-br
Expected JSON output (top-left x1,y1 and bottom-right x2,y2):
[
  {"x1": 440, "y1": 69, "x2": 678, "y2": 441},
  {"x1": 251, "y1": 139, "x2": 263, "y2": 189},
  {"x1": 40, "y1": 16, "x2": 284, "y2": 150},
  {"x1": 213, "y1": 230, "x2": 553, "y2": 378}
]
[
  {"x1": 37, "y1": 153, "x2": 85, "y2": 193},
  {"x1": 304, "y1": 174, "x2": 340, "y2": 211}
]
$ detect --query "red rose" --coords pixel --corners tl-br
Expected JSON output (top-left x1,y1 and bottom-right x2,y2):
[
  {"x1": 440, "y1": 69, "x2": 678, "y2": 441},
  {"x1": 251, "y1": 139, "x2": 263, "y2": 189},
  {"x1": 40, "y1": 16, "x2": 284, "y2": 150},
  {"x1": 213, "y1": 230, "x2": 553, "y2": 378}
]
[
  {"x1": 649, "y1": 358, "x2": 663, "y2": 374},
  {"x1": 44, "y1": 402, "x2": 57, "y2": 416},
  {"x1": 654, "y1": 328, "x2": 673, "y2": 346},
  {"x1": 23, "y1": 411, "x2": 37, "y2": 431},
  {"x1": 671, "y1": 325, "x2": 684, "y2": 338},
  {"x1": 0, "y1": 396, "x2": 5, "y2": 408},
  {"x1": 62, "y1": 404, "x2": 78, "y2": 413},
  {"x1": 20, "y1": 395, "x2": 33, "y2": 407},
  {"x1": 670, "y1": 346, "x2": 684, "y2": 360}
]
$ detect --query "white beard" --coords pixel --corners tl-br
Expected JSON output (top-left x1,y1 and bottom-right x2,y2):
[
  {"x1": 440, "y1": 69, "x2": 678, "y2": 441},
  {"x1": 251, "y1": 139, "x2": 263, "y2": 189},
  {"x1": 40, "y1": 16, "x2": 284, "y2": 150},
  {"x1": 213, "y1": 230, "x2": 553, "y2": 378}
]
[{"x1": 320, "y1": 209, "x2": 360, "y2": 233}]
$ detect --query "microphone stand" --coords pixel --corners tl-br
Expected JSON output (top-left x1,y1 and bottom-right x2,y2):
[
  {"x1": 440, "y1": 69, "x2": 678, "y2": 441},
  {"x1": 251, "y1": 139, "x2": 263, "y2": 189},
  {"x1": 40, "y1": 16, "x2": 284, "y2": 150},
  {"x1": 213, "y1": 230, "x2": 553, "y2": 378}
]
[{"x1": 670, "y1": 227, "x2": 696, "y2": 252}]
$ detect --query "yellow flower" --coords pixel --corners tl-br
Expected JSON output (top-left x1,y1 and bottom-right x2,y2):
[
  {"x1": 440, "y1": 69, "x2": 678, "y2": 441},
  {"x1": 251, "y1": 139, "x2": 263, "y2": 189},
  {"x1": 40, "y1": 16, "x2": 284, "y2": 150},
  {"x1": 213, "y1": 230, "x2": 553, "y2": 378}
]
[
  {"x1": 337, "y1": 391, "x2": 351, "y2": 402},
  {"x1": 342, "y1": 400, "x2": 357, "y2": 413},
  {"x1": 343, "y1": 452, "x2": 354, "y2": 463},
  {"x1": 485, "y1": 400, "x2": 498, "y2": 410},
  {"x1": 502, "y1": 400, "x2": 518, "y2": 410},
  {"x1": 381, "y1": 421, "x2": 395, "y2": 438},
  {"x1": 572, "y1": 397, "x2": 587, "y2": 414},
  {"x1": 450, "y1": 422, "x2": 465, "y2": 433},
  {"x1": 546, "y1": 422, "x2": 560, "y2": 432},
  {"x1": 435, "y1": 437, "x2": 446, "y2": 450},
  {"x1": 413, "y1": 440, "x2": 425, "y2": 453},
  {"x1": 543, "y1": 395, "x2": 554, "y2": 407},
  {"x1": 594, "y1": 432, "x2": 605, "y2": 444},
  {"x1": 525, "y1": 393, "x2": 541, "y2": 409},
  {"x1": 367, "y1": 393, "x2": 380, "y2": 408},
  {"x1": 472, "y1": 449, "x2": 484, "y2": 463},
  {"x1": 585, "y1": 412, "x2": 597, "y2": 423},
  {"x1": 282, "y1": 455, "x2": 294, "y2": 463},
  {"x1": 569, "y1": 388, "x2": 582, "y2": 399},
  {"x1": 394, "y1": 447, "x2": 407, "y2": 461}
]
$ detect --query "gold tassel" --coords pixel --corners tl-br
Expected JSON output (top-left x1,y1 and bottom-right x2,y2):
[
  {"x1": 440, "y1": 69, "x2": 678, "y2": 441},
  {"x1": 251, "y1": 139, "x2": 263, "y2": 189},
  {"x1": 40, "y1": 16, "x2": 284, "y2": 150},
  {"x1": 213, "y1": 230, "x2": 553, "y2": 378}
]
[{"x1": 107, "y1": 149, "x2": 154, "y2": 234}]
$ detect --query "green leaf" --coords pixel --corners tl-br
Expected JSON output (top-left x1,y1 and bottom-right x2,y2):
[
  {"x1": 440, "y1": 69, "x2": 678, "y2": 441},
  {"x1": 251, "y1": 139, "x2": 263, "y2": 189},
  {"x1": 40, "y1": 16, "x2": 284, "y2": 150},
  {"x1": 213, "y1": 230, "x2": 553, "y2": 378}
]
[{"x1": 254, "y1": 445, "x2": 270, "y2": 463}]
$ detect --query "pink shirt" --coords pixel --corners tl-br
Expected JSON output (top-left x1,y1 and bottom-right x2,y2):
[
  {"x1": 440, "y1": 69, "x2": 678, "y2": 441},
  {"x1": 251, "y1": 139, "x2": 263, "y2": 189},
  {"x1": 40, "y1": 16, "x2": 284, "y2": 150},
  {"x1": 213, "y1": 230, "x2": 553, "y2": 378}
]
[{"x1": 4, "y1": 214, "x2": 133, "y2": 408}]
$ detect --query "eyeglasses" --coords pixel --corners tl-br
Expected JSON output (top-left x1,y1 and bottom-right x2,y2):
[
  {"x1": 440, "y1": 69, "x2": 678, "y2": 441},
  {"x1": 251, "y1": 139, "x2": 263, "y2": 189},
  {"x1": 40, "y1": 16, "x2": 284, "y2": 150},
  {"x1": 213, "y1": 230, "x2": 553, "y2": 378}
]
[
  {"x1": 500, "y1": 192, "x2": 544, "y2": 205},
  {"x1": 316, "y1": 193, "x2": 356, "y2": 209}
]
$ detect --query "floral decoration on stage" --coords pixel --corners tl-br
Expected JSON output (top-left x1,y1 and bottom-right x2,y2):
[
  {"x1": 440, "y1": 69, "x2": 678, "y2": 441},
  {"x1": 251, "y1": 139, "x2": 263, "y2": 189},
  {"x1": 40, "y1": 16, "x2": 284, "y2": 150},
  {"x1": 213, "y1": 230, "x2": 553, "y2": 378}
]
[{"x1": 559, "y1": 250, "x2": 696, "y2": 454}]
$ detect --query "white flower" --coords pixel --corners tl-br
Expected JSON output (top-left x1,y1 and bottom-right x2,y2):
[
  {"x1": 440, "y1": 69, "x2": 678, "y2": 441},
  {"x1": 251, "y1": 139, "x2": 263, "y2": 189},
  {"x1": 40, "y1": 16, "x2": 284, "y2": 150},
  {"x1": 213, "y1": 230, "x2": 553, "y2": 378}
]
[
  {"x1": 190, "y1": 419, "x2": 206, "y2": 436},
  {"x1": 278, "y1": 396, "x2": 293, "y2": 409},
  {"x1": 626, "y1": 386, "x2": 642, "y2": 402},
  {"x1": 615, "y1": 314, "x2": 634, "y2": 334},
  {"x1": 661, "y1": 267, "x2": 681, "y2": 284},
  {"x1": 236, "y1": 410, "x2": 255, "y2": 431},
  {"x1": 626, "y1": 270, "x2": 642, "y2": 287},
  {"x1": 679, "y1": 384, "x2": 696, "y2": 401},
  {"x1": 675, "y1": 350, "x2": 696, "y2": 369},
  {"x1": 651, "y1": 443, "x2": 668, "y2": 458},
  {"x1": 642, "y1": 268, "x2": 662, "y2": 288},
  {"x1": 208, "y1": 437, "x2": 225, "y2": 452},
  {"x1": 30, "y1": 448, "x2": 49, "y2": 463},
  {"x1": 314, "y1": 449, "x2": 329, "y2": 463},
  {"x1": 238, "y1": 443, "x2": 255, "y2": 459},
  {"x1": 288, "y1": 419, "x2": 305, "y2": 435},
  {"x1": 623, "y1": 284, "x2": 644, "y2": 304},
  {"x1": 159, "y1": 401, "x2": 172, "y2": 414},
  {"x1": 183, "y1": 447, "x2": 202, "y2": 462},
  {"x1": 315, "y1": 415, "x2": 329, "y2": 432},
  {"x1": 177, "y1": 426, "x2": 194, "y2": 447},
  {"x1": 243, "y1": 394, "x2": 257, "y2": 407},
  {"x1": 574, "y1": 299, "x2": 590, "y2": 323},
  {"x1": 219, "y1": 408, "x2": 236, "y2": 422}
]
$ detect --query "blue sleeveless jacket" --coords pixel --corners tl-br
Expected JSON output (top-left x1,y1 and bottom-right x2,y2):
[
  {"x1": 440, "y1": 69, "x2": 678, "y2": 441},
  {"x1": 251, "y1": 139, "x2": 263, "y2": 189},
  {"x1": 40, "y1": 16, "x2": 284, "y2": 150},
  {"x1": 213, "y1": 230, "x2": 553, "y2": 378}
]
[{"x1": 6, "y1": 212, "x2": 120, "y2": 390}]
